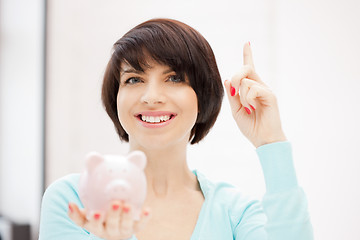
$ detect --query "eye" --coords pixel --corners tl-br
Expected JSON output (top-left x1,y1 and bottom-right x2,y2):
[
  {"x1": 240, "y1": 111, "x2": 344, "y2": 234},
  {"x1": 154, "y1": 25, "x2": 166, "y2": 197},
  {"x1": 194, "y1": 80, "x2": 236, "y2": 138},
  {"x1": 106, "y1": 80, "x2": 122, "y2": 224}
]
[
  {"x1": 124, "y1": 77, "x2": 142, "y2": 85},
  {"x1": 167, "y1": 74, "x2": 183, "y2": 83}
]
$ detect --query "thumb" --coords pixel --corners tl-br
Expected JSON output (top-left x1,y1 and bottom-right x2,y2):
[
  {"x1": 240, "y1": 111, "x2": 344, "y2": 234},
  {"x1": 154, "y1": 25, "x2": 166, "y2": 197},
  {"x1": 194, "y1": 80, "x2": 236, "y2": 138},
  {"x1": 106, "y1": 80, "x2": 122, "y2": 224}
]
[{"x1": 224, "y1": 80, "x2": 242, "y2": 115}]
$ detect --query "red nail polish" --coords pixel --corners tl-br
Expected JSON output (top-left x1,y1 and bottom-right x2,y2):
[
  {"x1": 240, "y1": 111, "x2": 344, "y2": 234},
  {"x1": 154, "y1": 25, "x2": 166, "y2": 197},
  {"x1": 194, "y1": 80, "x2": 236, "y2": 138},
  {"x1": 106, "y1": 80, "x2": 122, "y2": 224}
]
[
  {"x1": 248, "y1": 41, "x2": 251, "y2": 46},
  {"x1": 123, "y1": 206, "x2": 130, "y2": 213},
  {"x1": 250, "y1": 104, "x2": 255, "y2": 111},
  {"x1": 68, "y1": 204, "x2": 73, "y2": 213},
  {"x1": 112, "y1": 204, "x2": 120, "y2": 211},
  {"x1": 230, "y1": 85, "x2": 235, "y2": 97},
  {"x1": 244, "y1": 107, "x2": 251, "y2": 114},
  {"x1": 94, "y1": 213, "x2": 101, "y2": 220}
]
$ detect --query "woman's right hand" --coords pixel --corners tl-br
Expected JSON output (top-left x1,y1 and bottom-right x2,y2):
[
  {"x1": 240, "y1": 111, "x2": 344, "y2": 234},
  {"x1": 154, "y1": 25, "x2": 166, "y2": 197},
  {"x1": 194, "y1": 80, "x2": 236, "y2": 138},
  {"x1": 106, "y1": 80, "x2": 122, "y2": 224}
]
[{"x1": 68, "y1": 201, "x2": 151, "y2": 240}]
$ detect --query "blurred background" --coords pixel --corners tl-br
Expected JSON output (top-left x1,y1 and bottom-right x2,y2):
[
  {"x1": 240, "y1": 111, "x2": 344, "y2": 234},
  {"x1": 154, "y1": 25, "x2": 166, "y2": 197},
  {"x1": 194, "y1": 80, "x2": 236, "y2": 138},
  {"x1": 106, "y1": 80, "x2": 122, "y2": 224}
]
[{"x1": 1, "y1": 0, "x2": 360, "y2": 239}]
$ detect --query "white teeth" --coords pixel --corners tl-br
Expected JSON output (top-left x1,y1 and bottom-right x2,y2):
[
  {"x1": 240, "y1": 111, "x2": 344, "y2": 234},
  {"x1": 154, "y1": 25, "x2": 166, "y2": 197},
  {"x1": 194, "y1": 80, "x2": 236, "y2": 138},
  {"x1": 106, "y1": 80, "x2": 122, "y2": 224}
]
[{"x1": 141, "y1": 115, "x2": 171, "y2": 123}]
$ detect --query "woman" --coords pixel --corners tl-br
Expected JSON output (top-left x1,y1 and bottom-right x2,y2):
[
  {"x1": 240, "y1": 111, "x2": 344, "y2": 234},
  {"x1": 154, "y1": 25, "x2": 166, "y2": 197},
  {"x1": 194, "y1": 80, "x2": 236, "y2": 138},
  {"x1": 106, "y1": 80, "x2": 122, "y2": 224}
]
[{"x1": 39, "y1": 18, "x2": 313, "y2": 240}]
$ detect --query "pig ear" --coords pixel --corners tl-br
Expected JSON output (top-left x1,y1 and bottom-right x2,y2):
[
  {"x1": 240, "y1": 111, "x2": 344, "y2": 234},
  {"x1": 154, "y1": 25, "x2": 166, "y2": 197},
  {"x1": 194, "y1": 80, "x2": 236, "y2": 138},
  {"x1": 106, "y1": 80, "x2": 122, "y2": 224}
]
[
  {"x1": 127, "y1": 151, "x2": 147, "y2": 170},
  {"x1": 85, "y1": 152, "x2": 104, "y2": 172}
]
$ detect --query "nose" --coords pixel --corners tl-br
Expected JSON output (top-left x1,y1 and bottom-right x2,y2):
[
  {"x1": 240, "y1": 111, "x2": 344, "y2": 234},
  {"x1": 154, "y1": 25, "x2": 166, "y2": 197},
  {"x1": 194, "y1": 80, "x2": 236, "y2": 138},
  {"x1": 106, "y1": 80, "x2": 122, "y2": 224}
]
[
  {"x1": 105, "y1": 180, "x2": 130, "y2": 199},
  {"x1": 141, "y1": 81, "x2": 166, "y2": 105}
]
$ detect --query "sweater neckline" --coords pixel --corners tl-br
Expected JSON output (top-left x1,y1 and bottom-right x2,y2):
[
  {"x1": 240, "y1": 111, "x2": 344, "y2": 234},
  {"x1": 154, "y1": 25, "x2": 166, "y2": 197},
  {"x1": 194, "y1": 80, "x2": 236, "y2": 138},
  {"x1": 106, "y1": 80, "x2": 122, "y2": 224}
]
[
  {"x1": 130, "y1": 169, "x2": 211, "y2": 240},
  {"x1": 189, "y1": 169, "x2": 211, "y2": 239}
]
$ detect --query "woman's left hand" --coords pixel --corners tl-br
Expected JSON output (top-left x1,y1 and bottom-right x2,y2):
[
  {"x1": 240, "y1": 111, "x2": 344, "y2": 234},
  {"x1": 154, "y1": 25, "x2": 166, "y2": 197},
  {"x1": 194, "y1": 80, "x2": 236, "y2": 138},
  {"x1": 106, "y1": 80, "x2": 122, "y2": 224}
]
[{"x1": 224, "y1": 42, "x2": 287, "y2": 148}]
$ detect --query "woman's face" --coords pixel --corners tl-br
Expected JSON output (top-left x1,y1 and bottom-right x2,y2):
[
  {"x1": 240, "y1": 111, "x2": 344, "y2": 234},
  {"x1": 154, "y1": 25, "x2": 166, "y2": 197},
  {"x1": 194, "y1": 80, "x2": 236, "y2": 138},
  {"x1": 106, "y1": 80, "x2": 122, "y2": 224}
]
[{"x1": 117, "y1": 59, "x2": 198, "y2": 150}]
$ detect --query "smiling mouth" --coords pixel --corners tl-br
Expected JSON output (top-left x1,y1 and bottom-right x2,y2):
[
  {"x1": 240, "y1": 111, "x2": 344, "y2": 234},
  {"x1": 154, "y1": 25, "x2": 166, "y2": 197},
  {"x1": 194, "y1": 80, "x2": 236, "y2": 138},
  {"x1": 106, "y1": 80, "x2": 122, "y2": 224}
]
[{"x1": 137, "y1": 114, "x2": 176, "y2": 124}]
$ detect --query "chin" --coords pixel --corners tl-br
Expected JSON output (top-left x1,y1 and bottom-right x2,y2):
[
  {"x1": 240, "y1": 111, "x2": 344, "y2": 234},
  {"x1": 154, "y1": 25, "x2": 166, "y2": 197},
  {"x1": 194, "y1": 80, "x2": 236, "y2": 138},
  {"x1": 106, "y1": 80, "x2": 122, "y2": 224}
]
[{"x1": 131, "y1": 134, "x2": 189, "y2": 151}]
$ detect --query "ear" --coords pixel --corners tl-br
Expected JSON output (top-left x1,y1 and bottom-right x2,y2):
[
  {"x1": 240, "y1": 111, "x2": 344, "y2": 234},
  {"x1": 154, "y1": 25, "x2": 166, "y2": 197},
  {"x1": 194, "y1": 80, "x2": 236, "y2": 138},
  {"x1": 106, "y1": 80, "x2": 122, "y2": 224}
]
[
  {"x1": 85, "y1": 152, "x2": 104, "y2": 173},
  {"x1": 127, "y1": 151, "x2": 147, "y2": 170}
]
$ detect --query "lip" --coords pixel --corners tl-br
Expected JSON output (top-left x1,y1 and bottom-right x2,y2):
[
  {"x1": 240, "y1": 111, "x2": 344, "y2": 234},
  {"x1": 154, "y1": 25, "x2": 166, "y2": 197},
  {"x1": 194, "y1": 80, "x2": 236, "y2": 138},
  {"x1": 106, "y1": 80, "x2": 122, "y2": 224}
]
[{"x1": 135, "y1": 111, "x2": 177, "y2": 128}]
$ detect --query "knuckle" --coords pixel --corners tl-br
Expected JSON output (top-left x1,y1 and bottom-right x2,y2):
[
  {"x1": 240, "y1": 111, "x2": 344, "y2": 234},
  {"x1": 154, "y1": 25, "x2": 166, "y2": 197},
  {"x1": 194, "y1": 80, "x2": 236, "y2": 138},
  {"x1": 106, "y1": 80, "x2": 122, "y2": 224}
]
[
  {"x1": 230, "y1": 73, "x2": 240, "y2": 82},
  {"x1": 246, "y1": 95, "x2": 253, "y2": 103},
  {"x1": 230, "y1": 75, "x2": 237, "y2": 82},
  {"x1": 265, "y1": 87, "x2": 274, "y2": 96},
  {"x1": 266, "y1": 90, "x2": 277, "y2": 102},
  {"x1": 240, "y1": 99, "x2": 248, "y2": 108},
  {"x1": 270, "y1": 93, "x2": 277, "y2": 102},
  {"x1": 106, "y1": 221, "x2": 116, "y2": 231},
  {"x1": 239, "y1": 93, "x2": 245, "y2": 102},
  {"x1": 243, "y1": 65, "x2": 254, "y2": 74},
  {"x1": 241, "y1": 79, "x2": 251, "y2": 88}
]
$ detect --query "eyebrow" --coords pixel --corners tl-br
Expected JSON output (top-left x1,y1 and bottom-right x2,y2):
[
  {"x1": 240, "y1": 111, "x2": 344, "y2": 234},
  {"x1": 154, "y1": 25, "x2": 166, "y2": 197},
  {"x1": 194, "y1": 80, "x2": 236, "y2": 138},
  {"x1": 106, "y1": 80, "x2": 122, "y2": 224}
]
[
  {"x1": 120, "y1": 67, "x2": 175, "y2": 77},
  {"x1": 120, "y1": 69, "x2": 142, "y2": 77}
]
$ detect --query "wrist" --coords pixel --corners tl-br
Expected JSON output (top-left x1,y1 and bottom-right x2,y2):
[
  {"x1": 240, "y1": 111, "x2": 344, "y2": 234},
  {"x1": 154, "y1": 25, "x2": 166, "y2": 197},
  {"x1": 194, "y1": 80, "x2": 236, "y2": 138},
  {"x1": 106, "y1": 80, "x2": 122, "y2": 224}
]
[{"x1": 254, "y1": 132, "x2": 287, "y2": 148}]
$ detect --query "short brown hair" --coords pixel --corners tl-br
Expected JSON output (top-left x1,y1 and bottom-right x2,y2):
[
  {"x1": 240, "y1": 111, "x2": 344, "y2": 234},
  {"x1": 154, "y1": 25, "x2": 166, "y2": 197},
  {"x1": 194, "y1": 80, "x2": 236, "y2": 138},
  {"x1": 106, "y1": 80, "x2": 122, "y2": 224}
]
[{"x1": 101, "y1": 18, "x2": 223, "y2": 144}]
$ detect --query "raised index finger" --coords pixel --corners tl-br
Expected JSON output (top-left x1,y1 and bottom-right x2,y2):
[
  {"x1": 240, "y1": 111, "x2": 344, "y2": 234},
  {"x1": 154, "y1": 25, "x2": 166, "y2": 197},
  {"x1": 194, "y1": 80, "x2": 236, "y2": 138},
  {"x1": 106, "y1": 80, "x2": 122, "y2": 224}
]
[{"x1": 243, "y1": 42, "x2": 255, "y2": 69}]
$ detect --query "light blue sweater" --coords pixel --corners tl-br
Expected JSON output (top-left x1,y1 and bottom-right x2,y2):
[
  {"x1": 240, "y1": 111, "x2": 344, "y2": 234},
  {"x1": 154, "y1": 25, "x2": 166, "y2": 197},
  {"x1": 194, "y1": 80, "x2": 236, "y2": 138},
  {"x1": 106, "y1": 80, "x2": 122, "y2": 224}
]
[{"x1": 39, "y1": 141, "x2": 313, "y2": 239}]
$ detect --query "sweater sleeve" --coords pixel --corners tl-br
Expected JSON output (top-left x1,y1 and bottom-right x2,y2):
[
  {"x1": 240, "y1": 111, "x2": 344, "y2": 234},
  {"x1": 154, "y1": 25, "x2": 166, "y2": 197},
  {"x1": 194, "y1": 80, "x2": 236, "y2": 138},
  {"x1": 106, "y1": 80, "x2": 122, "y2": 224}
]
[
  {"x1": 234, "y1": 141, "x2": 313, "y2": 240},
  {"x1": 38, "y1": 175, "x2": 96, "y2": 240}
]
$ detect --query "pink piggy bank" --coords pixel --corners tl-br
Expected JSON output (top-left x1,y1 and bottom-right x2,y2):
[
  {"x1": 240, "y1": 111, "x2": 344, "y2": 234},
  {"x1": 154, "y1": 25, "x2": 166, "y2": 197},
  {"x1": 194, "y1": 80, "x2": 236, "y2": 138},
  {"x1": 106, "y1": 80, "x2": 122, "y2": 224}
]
[{"x1": 78, "y1": 151, "x2": 147, "y2": 221}]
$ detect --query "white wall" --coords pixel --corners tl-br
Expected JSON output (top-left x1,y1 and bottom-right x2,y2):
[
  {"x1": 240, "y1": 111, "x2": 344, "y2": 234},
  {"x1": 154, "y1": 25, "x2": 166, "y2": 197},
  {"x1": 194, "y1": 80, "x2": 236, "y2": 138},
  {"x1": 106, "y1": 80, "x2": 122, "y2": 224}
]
[
  {"x1": 275, "y1": 1, "x2": 360, "y2": 239},
  {"x1": 0, "y1": 0, "x2": 44, "y2": 239}
]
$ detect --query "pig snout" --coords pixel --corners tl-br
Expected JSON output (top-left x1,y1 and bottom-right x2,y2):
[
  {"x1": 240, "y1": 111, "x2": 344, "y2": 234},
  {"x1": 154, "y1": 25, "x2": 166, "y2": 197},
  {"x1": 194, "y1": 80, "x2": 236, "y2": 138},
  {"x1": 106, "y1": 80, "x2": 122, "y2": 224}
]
[{"x1": 105, "y1": 179, "x2": 131, "y2": 200}]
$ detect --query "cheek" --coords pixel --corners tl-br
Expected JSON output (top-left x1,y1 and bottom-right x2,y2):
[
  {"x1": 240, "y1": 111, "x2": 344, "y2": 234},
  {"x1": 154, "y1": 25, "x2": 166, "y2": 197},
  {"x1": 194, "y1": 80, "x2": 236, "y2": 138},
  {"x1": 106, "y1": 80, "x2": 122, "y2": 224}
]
[
  {"x1": 190, "y1": 92, "x2": 199, "y2": 116},
  {"x1": 179, "y1": 88, "x2": 198, "y2": 120},
  {"x1": 116, "y1": 90, "x2": 134, "y2": 130},
  {"x1": 116, "y1": 92, "x2": 125, "y2": 115},
  {"x1": 117, "y1": 88, "x2": 138, "y2": 110}
]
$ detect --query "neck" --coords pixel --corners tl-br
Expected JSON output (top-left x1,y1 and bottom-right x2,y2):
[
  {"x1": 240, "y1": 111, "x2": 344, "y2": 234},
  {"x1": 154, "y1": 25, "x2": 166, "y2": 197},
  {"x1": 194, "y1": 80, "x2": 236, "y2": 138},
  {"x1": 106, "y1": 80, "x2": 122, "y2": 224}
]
[{"x1": 129, "y1": 141, "x2": 199, "y2": 198}]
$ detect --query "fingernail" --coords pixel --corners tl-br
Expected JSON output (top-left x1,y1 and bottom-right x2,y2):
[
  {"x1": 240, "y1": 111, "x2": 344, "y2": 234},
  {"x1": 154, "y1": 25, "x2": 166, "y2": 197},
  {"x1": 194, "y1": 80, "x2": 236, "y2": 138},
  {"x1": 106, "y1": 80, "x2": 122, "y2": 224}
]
[
  {"x1": 94, "y1": 213, "x2": 101, "y2": 220},
  {"x1": 244, "y1": 107, "x2": 251, "y2": 114},
  {"x1": 230, "y1": 84, "x2": 235, "y2": 97},
  {"x1": 250, "y1": 104, "x2": 255, "y2": 111},
  {"x1": 68, "y1": 203, "x2": 73, "y2": 213},
  {"x1": 248, "y1": 41, "x2": 251, "y2": 46},
  {"x1": 123, "y1": 206, "x2": 130, "y2": 213},
  {"x1": 112, "y1": 204, "x2": 120, "y2": 211}
]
